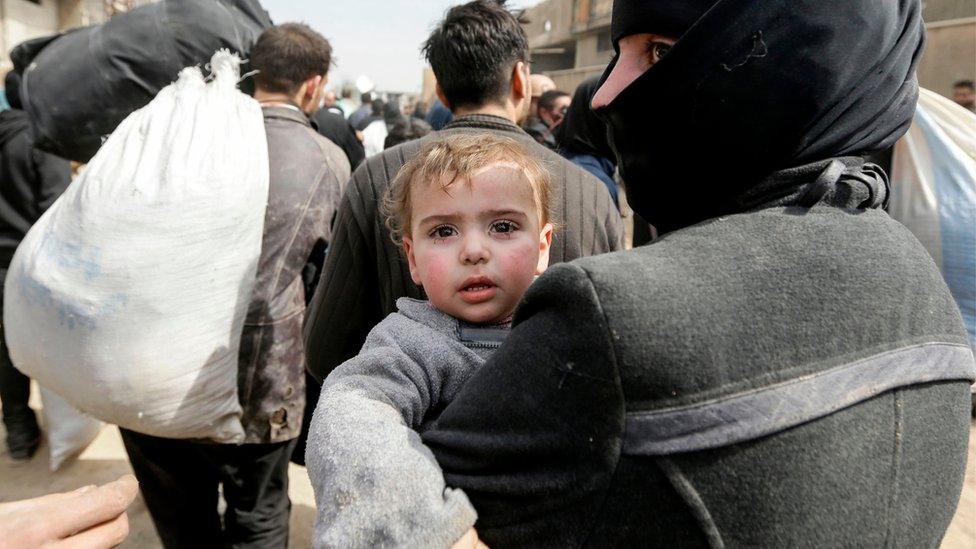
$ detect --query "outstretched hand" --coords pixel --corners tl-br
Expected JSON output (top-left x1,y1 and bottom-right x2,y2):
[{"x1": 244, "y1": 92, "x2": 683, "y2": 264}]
[
  {"x1": 451, "y1": 527, "x2": 489, "y2": 549},
  {"x1": 0, "y1": 474, "x2": 138, "y2": 549}
]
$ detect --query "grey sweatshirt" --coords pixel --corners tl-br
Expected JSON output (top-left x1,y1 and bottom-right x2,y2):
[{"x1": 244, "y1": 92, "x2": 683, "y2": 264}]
[{"x1": 306, "y1": 298, "x2": 507, "y2": 548}]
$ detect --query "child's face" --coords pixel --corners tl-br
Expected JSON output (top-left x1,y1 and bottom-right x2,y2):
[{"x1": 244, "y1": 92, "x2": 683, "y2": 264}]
[{"x1": 403, "y1": 162, "x2": 553, "y2": 324}]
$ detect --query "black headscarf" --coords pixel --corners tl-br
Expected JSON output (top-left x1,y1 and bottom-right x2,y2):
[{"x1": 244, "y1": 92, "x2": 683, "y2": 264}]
[
  {"x1": 4, "y1": 71, "x2": 22, "y2": 110},
  {"x1": 596, "y1": 0, "x2": 923, "y2": 234},
  {"x1": 555, "y1": 76, "x2": 614, "y2": 160},
  {"x1": 611, "y1": 0, "x2": 718, "y2": 44}
]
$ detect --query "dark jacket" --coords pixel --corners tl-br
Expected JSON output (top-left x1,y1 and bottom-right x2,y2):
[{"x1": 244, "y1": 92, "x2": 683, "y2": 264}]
[
  {"x1": 304, "y1": 114, "x2": 623, "y2": 383},
  {"x1": 423, "y1": 162, "x2": 976, "y2": 546},
  {"x1": 525, "y1": 120, "x2": 558, "y2": 150},
  {"x1": 0, "y1": 109, "x2": 71, "y2": 268},
  {"x1": 237, "y1": 106, "x2": 349, "y2": 444},
  {"x1": 312, "y1": 109, "x2": 365, "y2": 170},
  {"x1": 564, "y1": 152, "x2": 618, "y2": 207}
]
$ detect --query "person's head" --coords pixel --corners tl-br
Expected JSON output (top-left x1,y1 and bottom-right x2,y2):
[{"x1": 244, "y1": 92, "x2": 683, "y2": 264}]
[
  {"x1": 591, "y1": 0, "x2": 923, "y2": 234},
  {"x1": 322, "y1": 90, "x2": 337, "y2": 107},
  {"x1": 384, "y1": 116, "x2": 433, "y2": 149},
  {"x1": 361, "y1": 92, "x2": 373, "y2": 105},
  {"x1": 528, "y1": 74, "x2": 556, "y2": 119},
  {"x1": 341, "y1": 87, "x2": 354, "y2": 100},
  {"x1": 371, "y1": 99, "x2": 386, "y2": 117},
  {"x1": 422, "y1": 0, "x2": 531, "y2": 122},
  {"x1": 384, "y1": 133, "x2": 554, "y2": 324},
  {"x1": 250, "y1": 23, "x2": 332, "y2": 114},
  {"x1": 537, "y1": 89, "x2": 571, "y2": 128},
  {"x1": 555, "y1": 76, "x2": 614, "y2": 160},
  {"x1": 530, "y1": 74, "x2": 556, "y2": 99},
  {"x1": 952, "y1": 80, "x2": 975, "y2": 110},
  {"x1": 383, "y1": 101, "x2": 402, "y2": 124}
]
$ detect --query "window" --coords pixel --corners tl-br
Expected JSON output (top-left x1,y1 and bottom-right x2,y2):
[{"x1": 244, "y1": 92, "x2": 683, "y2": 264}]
[{"x1": 596, "y1": 30, "x2": 613, "y2": 54}]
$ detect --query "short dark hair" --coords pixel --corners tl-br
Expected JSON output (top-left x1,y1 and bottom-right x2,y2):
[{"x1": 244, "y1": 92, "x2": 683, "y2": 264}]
[
  {"x1": 422, "y1": 0, "x2": 529, "y2": 110},
  {"x1": 384, "y1": 116, "x2": 433, "y2": 150},
  {"x1": 361, "y1": 92, "x2": 373, "y2": 103},
  {"x1": 372, "y1": 99, "x2": 386, "y2": 117},
  {"x1": 954, "y1": 80, "x2": 974, "y2": 90},
  {"x1": 538, "y1": 89, "x2": 569, "y2": 111},
  {"x1": 251, "y1": 23, "x2": 331, "y2": 95}
]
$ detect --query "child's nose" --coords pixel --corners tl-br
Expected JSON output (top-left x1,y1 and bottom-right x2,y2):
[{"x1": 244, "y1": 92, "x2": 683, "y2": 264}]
[{"x1": 460, "y1": 234, "x2": 490, "y2": 265}]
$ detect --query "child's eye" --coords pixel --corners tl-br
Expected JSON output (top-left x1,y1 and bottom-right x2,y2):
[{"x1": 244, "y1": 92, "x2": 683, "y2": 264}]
[
  {"x1": 490, "y1": 220, "x2": 519, "y2": 234},
  {"x1": 429, "y1": 226, "x2": 457, "y2": 239}
]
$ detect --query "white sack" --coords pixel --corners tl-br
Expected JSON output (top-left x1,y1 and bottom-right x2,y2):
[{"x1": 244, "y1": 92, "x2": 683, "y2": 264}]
[
  {"x1": 40, "y1": 386, "x2": 103, "y2": 471},
  {"x1": 890, "y1": 88, "x2": 976, "y2": 352},
  {"x1": 3, "y1": 51, "x2": 269, "y2": 443}
]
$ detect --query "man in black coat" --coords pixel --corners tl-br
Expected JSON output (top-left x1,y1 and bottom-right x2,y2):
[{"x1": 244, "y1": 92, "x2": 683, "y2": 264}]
[
  {"x1": 350, "y1": 0, "x2": 974, "y2": 546},
  {"x1": 0, "y1": 72, "x2": 71, "y2": 461},
  {"x1": 303, "y1": 0, "x2": 622, "y2": 384},
  {"x1": 311, "y1": 108, "x2": 365, "y2": 170}
]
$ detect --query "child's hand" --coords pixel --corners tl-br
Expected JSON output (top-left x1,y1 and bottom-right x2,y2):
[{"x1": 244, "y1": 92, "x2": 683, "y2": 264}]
[{"x1": 451, "y1": 527, "x2": 489, "y2": 549}]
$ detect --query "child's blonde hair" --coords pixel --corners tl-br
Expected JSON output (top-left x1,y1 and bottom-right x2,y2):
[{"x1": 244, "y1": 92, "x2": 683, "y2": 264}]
[{"x1": 383, "y1": 133, "x2": 553, "y2": 246}]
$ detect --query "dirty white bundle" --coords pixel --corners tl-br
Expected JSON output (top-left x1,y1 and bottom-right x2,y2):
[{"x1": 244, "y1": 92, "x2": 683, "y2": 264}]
[
  {"x1": 3, "y1": 50, "x2": 268, "y2": 443},
  {"x1": 40, "y1": 387, "x2": 103, "y2": 471}
]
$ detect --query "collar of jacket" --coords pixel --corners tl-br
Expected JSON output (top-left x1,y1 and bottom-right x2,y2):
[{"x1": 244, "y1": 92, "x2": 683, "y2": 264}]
[
  {"x1": 444, "y1": 114, "x2": 525, "y2": 135},
  {"x1": 261, "y1": 105, "x2": 312, "y2": 128},
  {"x1": 736, "y1": 156, "x2": 889, "y2": 214}
]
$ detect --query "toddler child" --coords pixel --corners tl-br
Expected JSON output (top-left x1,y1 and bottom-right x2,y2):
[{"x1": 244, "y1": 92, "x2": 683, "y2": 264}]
[{"x1": 306, "y1": 133, "x2": 555, "y2": 547}]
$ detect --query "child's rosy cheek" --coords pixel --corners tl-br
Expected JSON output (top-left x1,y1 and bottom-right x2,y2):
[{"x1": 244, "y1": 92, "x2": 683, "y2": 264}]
[{"x1": 420, "y1": 257, "x2": 449, "y2": 290}]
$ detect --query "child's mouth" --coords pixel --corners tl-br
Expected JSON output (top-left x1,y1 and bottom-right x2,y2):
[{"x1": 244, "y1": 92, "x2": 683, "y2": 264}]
[{"x1": 459, "y1": 277, "x2": 497, "y2": 303}]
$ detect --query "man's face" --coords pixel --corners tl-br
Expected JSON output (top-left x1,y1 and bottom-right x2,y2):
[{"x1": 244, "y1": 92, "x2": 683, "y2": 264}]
[
  {"x1": 540, "y1": 95, "x2": 571, "y2": 127},
  {"x1": 403, "y1": 163, "x2": 553, "y2": 324},
  {"x1": 953, "y1": 86, "x2": 975, "y2": 110},
  {"x1": 323, "y1": 91, "x2": 337, "y2": 107}
]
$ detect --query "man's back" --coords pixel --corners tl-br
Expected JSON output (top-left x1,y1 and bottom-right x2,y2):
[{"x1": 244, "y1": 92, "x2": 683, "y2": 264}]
[
  {"x1": 238, "y1": 106, "x2": 350, "y2": 443},
  {"x1": 304, "y1": 114, "x2": 622, "y2": 382}
]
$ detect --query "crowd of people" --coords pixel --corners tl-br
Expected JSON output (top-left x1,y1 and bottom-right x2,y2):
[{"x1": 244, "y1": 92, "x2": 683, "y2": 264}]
[{"x1": 1, "y1": 0, "x2": 975, "y2": 547}]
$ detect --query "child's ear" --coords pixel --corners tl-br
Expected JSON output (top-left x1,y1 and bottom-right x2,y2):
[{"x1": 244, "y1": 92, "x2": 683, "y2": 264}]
[
  {"x1": 403, "y1": 235, "x2": 424, "y2": 286},
  {"x1": 536, "y1": 222, "x2": 554, "y2": 276}
]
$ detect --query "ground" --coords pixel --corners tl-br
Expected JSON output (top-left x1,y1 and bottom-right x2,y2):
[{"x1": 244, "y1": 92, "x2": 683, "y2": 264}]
[{"x1": 1, "y1": 393, "x2": 974, "y2": 548}]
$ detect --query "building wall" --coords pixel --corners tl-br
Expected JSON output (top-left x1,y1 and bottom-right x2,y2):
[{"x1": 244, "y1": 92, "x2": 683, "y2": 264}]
[
  {"x1": 522, "y1": 0, "x2": 573, "y2": 49},
  {"x1": 917, "y1": 18, "x2": 976, "y2": 97},
  {"x1": 574, "y1": 31, "x2": 612, "y2": 69},
  {"x1": 0, "y1": 0, "x2": 61, "y2": 73},
  {"x1": 922, "y1": 0, "x2": 976, "y2": 22},
  {"x1": 58, "y1": 0, "x2": 108, "y2": 30}
]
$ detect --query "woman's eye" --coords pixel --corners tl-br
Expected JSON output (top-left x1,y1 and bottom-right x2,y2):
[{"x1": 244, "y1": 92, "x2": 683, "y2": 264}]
[
  {"x1": 431, "y1": 226, "x2": 457, "y2": 239},
  {"x1": 491, "y1": 221, "x2": 518, "y2": 234},
  {"x1": 651, "y1": 42, "x2": 672, "y2": 63}
]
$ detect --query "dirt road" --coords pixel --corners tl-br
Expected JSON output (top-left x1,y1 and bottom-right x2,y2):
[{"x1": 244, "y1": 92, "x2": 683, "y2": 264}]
[{"x1": 2, "y1": 398, "x2": 974, "y2": 548}]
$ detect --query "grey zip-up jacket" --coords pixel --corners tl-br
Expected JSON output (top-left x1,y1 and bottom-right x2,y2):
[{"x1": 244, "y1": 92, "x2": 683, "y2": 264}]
[
  {"x1": 303, "y1": 114, "x2": 623, "y2": 383},
  {"x1": 237, "y1": 106, "x2": 350, "y2": 444},
  {"x1": 306, "y1": 298, "x2": 506, "y2": 548}
]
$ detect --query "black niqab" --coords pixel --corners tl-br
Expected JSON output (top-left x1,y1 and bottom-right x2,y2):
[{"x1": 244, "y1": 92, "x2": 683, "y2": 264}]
[
  {"x1": 611, "y1": 0, "x2": 717, "y2": 44},
  {"x1": 4, "y1": 71, "x2": 21, "y2": 110},
  {"x1": 597, "y1": 0, "x2": 923, "y2": 234},
  {"x1": 555, "y1": 76, "x2": 614, "y2": 160}
]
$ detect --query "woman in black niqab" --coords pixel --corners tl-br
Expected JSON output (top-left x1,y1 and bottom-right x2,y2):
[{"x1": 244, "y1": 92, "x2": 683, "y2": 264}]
[
  {"x1": 555, "y1": 76, "x2": 619, "y2": 207},
  {"x1": 593, "y1": 0, "x2": 924, "y2": 234},
  {"x1": 421, "y1": 2, "x2": 972, "y2": 546}
]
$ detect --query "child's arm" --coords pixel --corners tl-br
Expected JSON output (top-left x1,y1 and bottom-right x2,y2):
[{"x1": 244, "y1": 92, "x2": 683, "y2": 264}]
[{"x1": 305, "y1": 325, "x2": 478, "y2": 548}]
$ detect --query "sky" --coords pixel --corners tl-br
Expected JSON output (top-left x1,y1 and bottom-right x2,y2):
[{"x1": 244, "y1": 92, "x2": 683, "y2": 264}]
[{"x1": 260, "y1": 0, "x2": 542, "y2": 94}]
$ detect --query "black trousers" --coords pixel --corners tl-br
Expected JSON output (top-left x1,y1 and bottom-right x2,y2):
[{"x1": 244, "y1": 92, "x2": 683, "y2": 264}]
[
  {"x1": 120, "y1": 429, "x2": 297, "y2": 549},
  {"x1": 0, "y1": 269, "x2": 34, "y2": 434}
]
